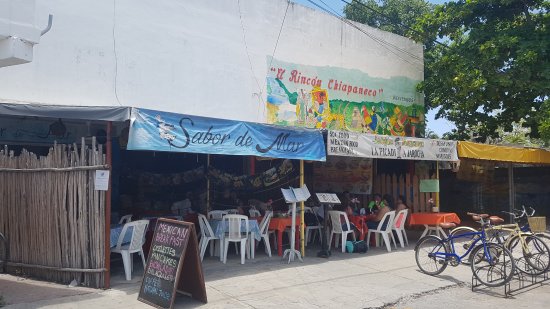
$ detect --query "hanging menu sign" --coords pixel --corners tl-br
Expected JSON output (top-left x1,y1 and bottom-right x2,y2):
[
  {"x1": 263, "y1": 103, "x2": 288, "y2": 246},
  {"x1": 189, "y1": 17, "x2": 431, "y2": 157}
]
[
  {"x1": 138, "y1": 219, "x2": 207, "y2": 309},
  {"x1": 327, "y1": 130, "x2": 458, "y2": 161}
]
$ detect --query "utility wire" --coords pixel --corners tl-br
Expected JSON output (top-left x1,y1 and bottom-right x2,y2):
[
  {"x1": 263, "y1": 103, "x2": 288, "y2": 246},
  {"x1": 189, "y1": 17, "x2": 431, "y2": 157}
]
[
  {"x1": 237, "y1": 0, "x2": 264, "y2": 98},
  {"x1": 112, "y1": 0, "x2": 122, "y2": 106},
  {"x1": 341, "y1": 0, "x2": 448, "y2": 48},
  {"x1": 268, "y1": 1, "x2": 291, "y2": 70},
  {"x1": 318, "y1": 0, "x2": 424, "y2": 61},
  {"x1": 306, "y1": 0, "x2": 423, "y2": 66}
]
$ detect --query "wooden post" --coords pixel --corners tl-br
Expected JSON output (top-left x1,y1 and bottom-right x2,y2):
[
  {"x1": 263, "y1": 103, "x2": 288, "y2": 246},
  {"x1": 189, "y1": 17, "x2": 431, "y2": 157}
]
[
  {"x1": 300, "y1": 160, "x2": 305, "y2": 257},
  {"x1": 249, "y1": 156, "x2": 255, "y2": 176},
  {"x1": 508, "y1": 163, "x2": 515, "y2": 219},
  {"x1": 435, "y1": 161, "x2": 440, "y2": 208},
  {"x1": 104, "y1": 121, "x2": 112, "y2": 289}
]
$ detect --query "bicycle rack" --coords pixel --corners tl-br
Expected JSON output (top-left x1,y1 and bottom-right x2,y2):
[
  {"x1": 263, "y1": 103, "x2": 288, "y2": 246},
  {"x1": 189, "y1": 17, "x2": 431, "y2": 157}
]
[{"x1": 471, "y1": 258, "x2": 550, "y2": 297}]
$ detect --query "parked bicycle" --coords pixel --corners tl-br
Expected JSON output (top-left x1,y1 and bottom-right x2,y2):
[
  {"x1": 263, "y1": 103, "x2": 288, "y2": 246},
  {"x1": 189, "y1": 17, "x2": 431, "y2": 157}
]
[
  {"x1": 415, "y1": 213, "x2": 516, "y2": 287},
  {"x1": 450, "y1": 207, "x2": 550, "y2": 275}
]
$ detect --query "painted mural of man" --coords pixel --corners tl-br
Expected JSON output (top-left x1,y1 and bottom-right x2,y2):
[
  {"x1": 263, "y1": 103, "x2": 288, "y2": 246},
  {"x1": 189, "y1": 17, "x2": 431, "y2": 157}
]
[{"x1": 395, "y1": 137, "x2": 403, "y2": 159}]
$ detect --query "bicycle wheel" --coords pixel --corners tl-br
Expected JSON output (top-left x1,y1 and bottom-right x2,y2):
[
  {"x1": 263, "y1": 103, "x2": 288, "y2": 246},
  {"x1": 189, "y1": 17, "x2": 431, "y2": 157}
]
[
  {"x1": 470, "y1": 243, "x2": 515, "y2": 287},
  {"x1": 415, "y1": 235, "x2": 448, "y2": 276},
  {"x1": 449, "y1": 226, "x2": 478, "y2": 265},
  {"x1": 508, "y1": 234, "x2": 550, "y2": 275}
]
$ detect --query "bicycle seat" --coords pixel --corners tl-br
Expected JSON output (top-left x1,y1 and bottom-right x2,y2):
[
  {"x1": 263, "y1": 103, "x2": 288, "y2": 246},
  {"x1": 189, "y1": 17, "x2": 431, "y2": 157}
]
[
  {"x1": 489, "y1": 216, "x2": 504, "y2": 225},
  {"x1": 439, "y1": 222, "x2": 456, "y2": 229},
  {"x1": 467, "y1": 212, "x2": 489, "y2": 221}
]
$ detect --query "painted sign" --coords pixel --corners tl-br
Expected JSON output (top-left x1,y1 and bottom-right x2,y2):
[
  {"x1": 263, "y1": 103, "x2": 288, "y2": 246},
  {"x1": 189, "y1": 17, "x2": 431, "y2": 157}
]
[
  {"x1": 313, "y1": 156, "x2": 373, "y2": 194},
  {"x1": 138, "y1": 219, "x2": 207, "y2": 308},
  {"x1": 127, "y1": 108, "x2": 326, "y2": 161},
  {"x1": 266, "y1": 57, "x2": 425, "y2": 136},
  {"x1": 327, "y1": 130, "x2": 458, "y2": 161}
]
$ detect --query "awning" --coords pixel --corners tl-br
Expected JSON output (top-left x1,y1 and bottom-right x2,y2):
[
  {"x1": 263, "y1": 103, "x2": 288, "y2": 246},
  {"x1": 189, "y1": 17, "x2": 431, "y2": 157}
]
[
  {"x1": 0, "y1": 102, "x2": 131, "y2": 122},
  {"x1": 327, "y1": 130, "x2": 458, "y2": 161},
  {"x1": 458, "y1": 141, "x2": 550, "y2": 165},
  {"x1": 127, "y1": 108, "x2": 326, "y2": 161}
]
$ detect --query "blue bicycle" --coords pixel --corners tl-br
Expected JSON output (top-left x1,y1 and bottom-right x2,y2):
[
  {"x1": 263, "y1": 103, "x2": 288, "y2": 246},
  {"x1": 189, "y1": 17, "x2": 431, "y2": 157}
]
[{"x1": 415, "y1": 212, "x2": 516, "y2": 287}]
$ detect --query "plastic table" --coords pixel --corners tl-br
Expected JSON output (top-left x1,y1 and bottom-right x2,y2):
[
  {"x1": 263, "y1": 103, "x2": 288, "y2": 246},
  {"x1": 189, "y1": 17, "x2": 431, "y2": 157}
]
[{"x1": 408, "y1": 212, "x2": 461, "y2": 238}]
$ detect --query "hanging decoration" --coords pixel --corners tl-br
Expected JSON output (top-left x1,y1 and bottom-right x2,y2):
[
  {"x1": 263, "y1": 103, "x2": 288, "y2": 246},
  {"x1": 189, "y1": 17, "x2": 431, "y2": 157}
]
[{"x1": 208, "y1": 159, "x2": 295, "y2": 190}]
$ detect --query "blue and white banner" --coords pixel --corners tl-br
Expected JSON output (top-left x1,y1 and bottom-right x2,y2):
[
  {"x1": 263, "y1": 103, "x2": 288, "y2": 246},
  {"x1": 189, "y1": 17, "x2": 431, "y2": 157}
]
[{"x1": 127, "y1": 108, "x2": 326, "y2": 161}]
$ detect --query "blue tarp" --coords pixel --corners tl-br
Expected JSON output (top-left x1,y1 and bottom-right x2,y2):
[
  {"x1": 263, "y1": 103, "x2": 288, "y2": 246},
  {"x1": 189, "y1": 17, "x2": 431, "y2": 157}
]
[{"x1": 127, "y1": 108, "x2": 326, "y2": 161}]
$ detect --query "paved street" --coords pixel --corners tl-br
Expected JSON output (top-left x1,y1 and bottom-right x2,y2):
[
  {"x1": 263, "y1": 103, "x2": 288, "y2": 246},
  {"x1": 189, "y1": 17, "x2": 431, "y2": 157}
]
[{"x1": 2, "y1": 238, "x2": 549, "y2": 309}]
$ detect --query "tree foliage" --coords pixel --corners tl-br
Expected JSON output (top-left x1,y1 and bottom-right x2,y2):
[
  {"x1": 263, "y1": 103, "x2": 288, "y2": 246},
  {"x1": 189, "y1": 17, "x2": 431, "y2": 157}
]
[
  {"x1": 345, "y1": 0, "x2": 550, "y2": 144},
  {"x1": 343, "y1": 0, "x2": 434, "y2": 37},
  {"x1": 414, "y1": 0, "x2": 550, "y2": 142}
]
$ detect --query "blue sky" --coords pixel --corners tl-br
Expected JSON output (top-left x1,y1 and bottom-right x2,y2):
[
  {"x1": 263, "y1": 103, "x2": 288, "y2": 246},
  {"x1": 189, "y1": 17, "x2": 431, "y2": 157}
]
[{"x1": 291, "y1": 0, "x2": 454, "y2": 136}]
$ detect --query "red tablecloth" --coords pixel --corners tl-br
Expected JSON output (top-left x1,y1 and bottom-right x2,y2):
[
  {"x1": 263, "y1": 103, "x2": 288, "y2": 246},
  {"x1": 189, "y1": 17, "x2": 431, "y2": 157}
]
[
  {"x1": 268, "y1": 217, "x2": 303, "y2": 256},
  {"x1": 408, "y1": 212, "x2": 461, "y2": 226}
]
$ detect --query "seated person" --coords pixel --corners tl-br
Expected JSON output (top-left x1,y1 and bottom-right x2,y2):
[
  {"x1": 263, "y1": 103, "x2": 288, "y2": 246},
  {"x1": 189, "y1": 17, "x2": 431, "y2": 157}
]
[
  {"x1": 366, "y1": 202, "x2": 391, "y2": 230},
  {"x1": 171, "y1": 191, "x2": 193, "y2": 216},
  {"x1": 218, "y1": 189, "x2": 234, "y2": 208},
  {"x1": 382, "y1": 194, "x2": 394, "y2": 210},
  {"x1": 341, "y1": 205, "x2": 359, "y2": 238},
  {"x1": 395, "y1": 195, "x2": 409, "y2": 213},
  {"x1": 367, "y1": 194, "x2": 386, "y2": 214},
  {"x1": 248, "y1": 198, "x2": 273, "y2": 215}
]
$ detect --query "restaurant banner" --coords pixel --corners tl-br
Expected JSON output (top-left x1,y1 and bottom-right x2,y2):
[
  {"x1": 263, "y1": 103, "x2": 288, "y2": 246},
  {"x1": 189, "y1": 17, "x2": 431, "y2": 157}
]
[
  {"x1": 327, "y1": 130, "x2": 458, "y2": 161},
  {"x1": 127, "y1": 108, "x2": 326, "y2": 161}
]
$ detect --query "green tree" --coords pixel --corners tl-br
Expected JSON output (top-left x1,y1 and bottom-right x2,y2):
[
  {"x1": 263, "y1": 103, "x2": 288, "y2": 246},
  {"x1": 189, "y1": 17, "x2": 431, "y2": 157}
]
[
  {"x1": 414, "y1": 0, "x2": 550, "y2": 142},
  {"x1": 538, "y1": 99, "x2": 550, "y2": 144},
  {"x1": 344, "y1": 0, "x2": 434, "y2": 37}
]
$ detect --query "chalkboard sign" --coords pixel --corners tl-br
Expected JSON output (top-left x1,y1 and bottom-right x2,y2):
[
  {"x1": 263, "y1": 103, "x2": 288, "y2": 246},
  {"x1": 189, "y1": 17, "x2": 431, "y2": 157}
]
[{"x1": 138, "y1": 219, "x2": 207, "y2": 308}]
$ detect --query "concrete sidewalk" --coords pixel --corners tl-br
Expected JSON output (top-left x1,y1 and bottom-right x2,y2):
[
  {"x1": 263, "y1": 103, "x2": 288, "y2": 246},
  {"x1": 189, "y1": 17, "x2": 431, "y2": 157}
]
[{"x1": 2, "y1": 241, "x2": 548, "y2": 308}]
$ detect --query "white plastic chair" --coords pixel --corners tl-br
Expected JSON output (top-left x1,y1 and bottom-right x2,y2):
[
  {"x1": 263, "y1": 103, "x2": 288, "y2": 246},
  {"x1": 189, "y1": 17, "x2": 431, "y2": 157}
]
[
  {"x1": 392, "y1": 209, "x2": 409, "y2": 247},
  {"x1": 208, "y1": 210, "x2": 228, "y2": 220},
  {"x1": 222, "y1": 215, "x2": 249, "y2": 264},
  {"x1": 304, "y1": 207, "x2": 322, "y2": 245},
  {"x1": 118, "y1": 214, "x2": 132, "y2": 224},
  {"x1": 257, "y1": 211, "x2": 273, "y2": 257},
  {"x1": 328, "y1": 211, "x2": 356, "y2": 253},
  {"x1": 249, "y1": 208, "x2": 261, "y2": 218},
  {"x1": 367, "y1": 211, "x2": 396, "y2": 252},
  {"x1": 197, "y1": 214, "x2": 220, "y2": 261},
  {"x1": 111, "y1": 219, "x2": 149, "y2": 281}
]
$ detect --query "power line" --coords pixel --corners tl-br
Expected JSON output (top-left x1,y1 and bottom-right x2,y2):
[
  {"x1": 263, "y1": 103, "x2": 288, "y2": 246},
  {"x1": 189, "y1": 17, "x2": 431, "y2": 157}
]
[
  {"x1": 268, "y1": 1, "x2": 291, "y2": 70},
  {"x1": 341, "y1": 0, "x2": 448, "y2": 48},
  {"x1": 112, "y1": 0, "x2": 122, "y2": 106},
  {"x1": 237, "y1": 0, "x2": 264, "y2": 97},
  {"x1": 320, "y1": 0, "x2": 425, "y2": 61},
  {"x1": 306, "y1": 0, "x2": 423, "y2": 66}
]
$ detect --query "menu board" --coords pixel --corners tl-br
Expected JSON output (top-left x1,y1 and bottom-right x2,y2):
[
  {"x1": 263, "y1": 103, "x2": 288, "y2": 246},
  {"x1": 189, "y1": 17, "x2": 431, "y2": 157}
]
[
  {"x1": 316, "y1": 193, "x2": 341, "y2": 204},
  {"x1": 138, "y1": 219, "x2": 207, "y2": 308}
]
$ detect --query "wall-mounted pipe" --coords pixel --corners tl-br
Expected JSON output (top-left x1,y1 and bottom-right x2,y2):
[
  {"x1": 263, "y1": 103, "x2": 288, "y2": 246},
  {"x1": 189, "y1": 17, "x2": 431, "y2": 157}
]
[{"x1": 40, "y1": 14, "x2": 53, "y2": 36}]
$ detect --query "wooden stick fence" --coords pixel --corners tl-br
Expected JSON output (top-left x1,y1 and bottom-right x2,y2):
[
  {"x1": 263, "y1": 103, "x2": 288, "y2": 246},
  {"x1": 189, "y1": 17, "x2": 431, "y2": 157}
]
[
  {"x1": 372, "y1": 173, "x2": 436, "y2": 213},
  {"x1": 0, "y1": 138, "x2": 107, "y2": 288}
]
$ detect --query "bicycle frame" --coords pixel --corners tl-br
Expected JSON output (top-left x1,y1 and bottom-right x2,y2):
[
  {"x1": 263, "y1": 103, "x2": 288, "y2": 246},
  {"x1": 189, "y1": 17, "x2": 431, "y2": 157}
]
[
  {"x1": 430, "y1": 229, "x2": 493, "y2": 265},
  {"x1": 489, "y1": 223, "x2": 531, "y2": 253}
]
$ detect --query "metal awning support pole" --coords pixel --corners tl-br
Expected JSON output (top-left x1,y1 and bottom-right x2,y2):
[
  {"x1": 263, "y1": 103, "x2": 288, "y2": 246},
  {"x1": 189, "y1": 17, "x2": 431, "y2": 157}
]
[
  {"x1": 508, "y1": 163, "x2": 515, "y2": 220},
  {"x1": 207, "y1": 155, "x2": 211, "y2": 213},
  {"x1": 300, "y1": 160, "x2": 305, "y2": 257},
  {"x1": 435, "y1": 161, "x2": 440, "y2": 208},
  {"x1": 104, "y1": 121, "x2": 112, "y2": 289}
]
